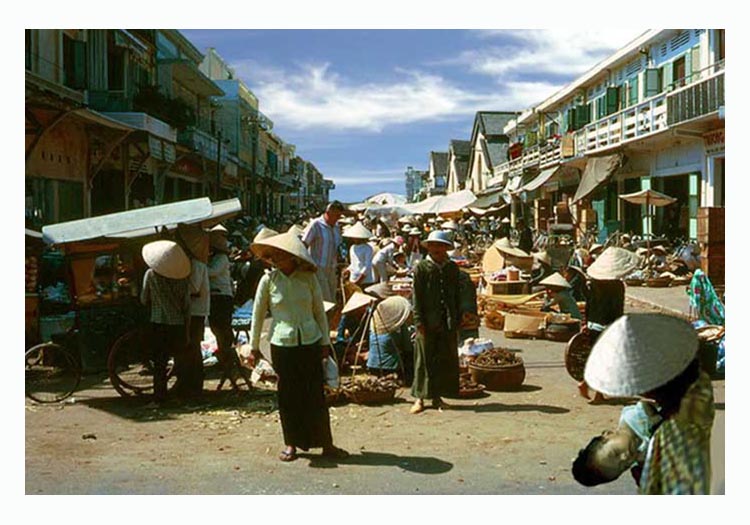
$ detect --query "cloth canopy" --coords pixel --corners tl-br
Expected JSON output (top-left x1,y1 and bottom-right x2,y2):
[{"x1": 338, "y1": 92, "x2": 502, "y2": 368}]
[
  {"x1": 403, "y1": 189, "x2": 476, "y2": 215},
  {"x1": 619, "y1": 188, "x2": 677, "y2": 207},
  {"x1": 471, "y1": 187, "x2": 504, "y2": 209},
  {"x1": 572, "y1": 153, "x2": 623, "y2": 203}
]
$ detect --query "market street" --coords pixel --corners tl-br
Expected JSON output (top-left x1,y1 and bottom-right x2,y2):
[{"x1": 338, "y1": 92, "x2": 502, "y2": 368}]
[{"x1": 25, "y1": 294, "x2": 724, "y2": 495}]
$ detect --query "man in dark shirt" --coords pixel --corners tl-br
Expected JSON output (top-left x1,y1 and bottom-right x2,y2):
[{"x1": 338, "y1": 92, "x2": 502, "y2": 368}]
[{"x1": 517, "y1": 218, "x2": 534, "y2": 254}]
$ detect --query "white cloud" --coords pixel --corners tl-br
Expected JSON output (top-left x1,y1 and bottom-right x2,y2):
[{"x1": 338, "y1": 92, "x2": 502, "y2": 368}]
[{"x1": 228, "y1": 29, "x2": 645, "y2": 134}]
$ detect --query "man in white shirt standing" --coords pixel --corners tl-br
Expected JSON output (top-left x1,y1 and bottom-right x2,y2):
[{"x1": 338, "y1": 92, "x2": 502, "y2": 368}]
[{"x1": 302, "y1": 201, "x2": 344, "y2": 302}]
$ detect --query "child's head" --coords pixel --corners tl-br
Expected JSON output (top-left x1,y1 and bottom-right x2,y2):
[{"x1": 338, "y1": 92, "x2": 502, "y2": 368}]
[{"x1": 572, "y1": 428, "x2": 640, "y2": 486}]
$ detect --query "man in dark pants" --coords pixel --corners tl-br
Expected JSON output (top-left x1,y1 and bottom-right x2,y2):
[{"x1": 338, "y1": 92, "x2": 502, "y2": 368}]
[
  {"x1": 208, "y1": 225, "x2": 241, "y2": 382},
  {"x1": 140, "y1": 240, "x2": 191, "y2": 403},
  {"x1": 517, "y1": 218, "x2": 534, "y2": 254}
]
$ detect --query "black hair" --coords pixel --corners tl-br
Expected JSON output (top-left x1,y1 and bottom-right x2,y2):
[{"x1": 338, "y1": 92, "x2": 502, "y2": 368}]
[
  {"x1": 645, "y1": 358, "x2": 700, "y2": 418},
  {"x1": 326, "y1": 201, "x2": 345, "y2": 212},
  {"x1": 571, "y1": 436, "x2": 618, "y2": 487}
]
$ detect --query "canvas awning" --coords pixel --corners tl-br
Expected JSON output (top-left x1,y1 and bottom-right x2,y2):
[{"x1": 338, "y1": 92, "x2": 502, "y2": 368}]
[
  {"x1": 403, "y1": 189, "x2": 477, "y2": 215},
  {"x1": 572, "y1": 153, "x2": 623, "y2": 203},
  {"x1": 520, "y1": 167, "x2": 558, "y2": 193},
  {"x1": 471, "y1": 186, "x2": 504, "y2": 209},
  {"x1": 42, "y1": 197, "x2": 242, "y2": 245}
]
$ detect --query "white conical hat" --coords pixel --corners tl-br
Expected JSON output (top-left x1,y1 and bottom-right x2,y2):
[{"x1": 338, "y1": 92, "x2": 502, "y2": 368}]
[
  {"x1": 583, "y1": 314, "x2": 698, "y2": 397},
  {"x1": 587, "y1": 247, "x2": 640, "y2": 280},
  {"x1": 323, "y1": 301, "x2": 337, "y2": 313},
  {"x1": 210, "y1": 224, "x2": 228, "y2": 234},
  {"x1": 494, "y1": 237, "x2": 528, "y2": 257},
  {"x1": 142, "y1": 240, "x2": 191, "y2": 279},
  {"x1": 250, "y1": 232, "x2": 317, "y2": 272},
  {"x1": 441, "y1": 220, "x2": 458, "y2": 231},
  {"x1": 253, "y1": 227, "x2": 279, "y2": 243},
  {"x1": 176, "y1": 223, "x2": 209, "y2": 263},
  {"x1": 539, "y1": 272, "x2": 571, "y2": 289},
  {"x1": 342, "y1": 221, "x2": 373, "y2": 240},
  {"x1": 342, "y1": 291, "x2": 376, "y2": 314},
  {"x1": 371, "y1": 296, "x2": 412, "y2": 335},
  {"x1": 287, "y1": 224, "x2": 305, "y2": 238}
]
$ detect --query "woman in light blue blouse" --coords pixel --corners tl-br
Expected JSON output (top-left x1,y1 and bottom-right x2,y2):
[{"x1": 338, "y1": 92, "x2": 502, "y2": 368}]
[{"x1": 250, "y1": 232, "x2": 349, "y2": 463}]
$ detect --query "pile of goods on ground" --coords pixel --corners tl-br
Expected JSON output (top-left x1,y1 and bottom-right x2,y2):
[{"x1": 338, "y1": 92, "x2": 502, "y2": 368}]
[{"x1": 458, "y1": 374, "x2": 485, "y2": 398}]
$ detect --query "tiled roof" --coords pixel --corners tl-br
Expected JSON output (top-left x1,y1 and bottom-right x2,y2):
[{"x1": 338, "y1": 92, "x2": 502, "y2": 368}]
[
  {"x1": 430, "y1": 151, "x2": 449, "y2": 177},
  {"x1": 479, "y1": 111, "x2": 516, "y2": 136},
  {"x1": 455, "y1": 160, "x2": 469, "y2": 183},
  {"x1": 450, "y1": 139, "x2": 471, "y2": 158}
]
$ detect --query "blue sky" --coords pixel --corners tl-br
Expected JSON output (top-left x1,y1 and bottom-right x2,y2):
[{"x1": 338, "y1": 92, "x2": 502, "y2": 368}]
[{"x1": 181, "y1": 29, "x2": 646, "y2": 203}]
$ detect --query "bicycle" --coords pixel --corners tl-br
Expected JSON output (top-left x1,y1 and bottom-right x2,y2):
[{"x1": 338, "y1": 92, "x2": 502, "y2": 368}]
[
  {"x1": 107, "y1": 326, "x2": 177, "y2": 398},
  {"x1": 25, "y1": 341, "x2": 81, "y2": 403}
]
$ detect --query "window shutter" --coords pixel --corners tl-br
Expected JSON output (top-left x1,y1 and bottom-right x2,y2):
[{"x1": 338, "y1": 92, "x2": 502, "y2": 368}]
[
  {"x1": 606, "y1": 86, "x2": 619, "y2": 115},
  {"x1": 643, "y1": 69, "x2": 661, "y2": 98},
  {"x1": 628, "y1": 77, "x2": 639, "y2": 106},
  {"x1": 620, "y1": 83, "x2": 628, "y2": 108},
  {"x1": 684, "y1": 51, "x2": 692, "y2": 83},
  {"x1": 566, "y1": 108, "x2": 576, "y2": 132},
  {"x1": 691, "y1": 45, "x2": 701, "y2": 77},
  {"x1": 72, "y1": 40, "x2": 87, "y2": 89},
  {"x1": 662, "y1": 62, "x2": 673, "y2": 91}
]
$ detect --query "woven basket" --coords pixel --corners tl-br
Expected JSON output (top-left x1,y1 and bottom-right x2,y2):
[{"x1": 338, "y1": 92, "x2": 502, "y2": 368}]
[
  {"x1": 346, "y1": 388, "x2": 397, "y2": 405},
  {"x1": 484, "y1": 311, "x2": 505, "y2": 330},
  {"x1": 564, "y1": 331, "x2": 593, "y2": 382},
  {"x1": 468, "y1": 361, "x2": 525, "y2": 391},
  {"x1": 646, "y1": 276, "x2": 672, "y2": 288},
  {"x1": 458, "y1": 383, "x2": 486, "y2": 398},
  {"x1": 625, "y1": 278, "x2": 644, "y2": 287}
]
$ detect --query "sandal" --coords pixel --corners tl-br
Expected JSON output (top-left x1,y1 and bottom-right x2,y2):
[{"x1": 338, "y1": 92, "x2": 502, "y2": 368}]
[
  {"x1": 410, "y1": 399, "x2": 425, "y2": 414},
  {"x1": 322, "y1": 446, "x2": 349, "y2": 459},
  {"x1": 279, "y1": 449, "x2": 298, "y2": 462},
  {"x1": 431, "y1": 398, "x2": 449, "y2": 410}
]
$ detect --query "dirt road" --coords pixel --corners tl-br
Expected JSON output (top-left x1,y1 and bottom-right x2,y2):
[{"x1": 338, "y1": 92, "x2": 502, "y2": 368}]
[{"x1": 25, "y1": 300, "x2": 725, "y2": 495}]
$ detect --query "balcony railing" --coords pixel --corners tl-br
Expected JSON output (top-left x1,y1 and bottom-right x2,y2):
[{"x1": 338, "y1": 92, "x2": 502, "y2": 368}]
[
  {"x1": 493, "y1": 61, "x2": 725, "y2": 178},
  {"x1": 177, "y1": 127, "x2": 228, "y2": 164}
]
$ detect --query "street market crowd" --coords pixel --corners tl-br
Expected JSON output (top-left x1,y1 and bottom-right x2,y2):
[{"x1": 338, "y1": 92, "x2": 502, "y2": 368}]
[{"x1": 135, "y1": 199, "x2": 724, "y2": 494}]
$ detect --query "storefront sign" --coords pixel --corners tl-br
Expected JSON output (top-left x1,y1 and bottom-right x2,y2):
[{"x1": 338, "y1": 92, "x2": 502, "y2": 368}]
[{"x1": 704, "y1": 129, "x2": 725, "y2": 155}]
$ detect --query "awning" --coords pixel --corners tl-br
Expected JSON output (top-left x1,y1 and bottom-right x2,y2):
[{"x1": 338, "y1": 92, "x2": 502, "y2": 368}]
[
  {"x1": 72, "y1": 108, "x2": 136, "y2": 132},
  {"x1": 467, "y1": 204, "x2": 508, "y2": 216},
  {"x1": 403, "y1": 189, "x2": 476, "y2": 215},
  {"x1": 43, "y1": 198, "x2": 215, "y2": 245},
  {"x1": 471, "y1": 187, "x2": 504, "y2": 209},
  {"x1": 572, "y1": 153, "x2": 623, "y2": 203},
  {"x1": 520, "y1": 167, "x2": 558, "y2": 193}
]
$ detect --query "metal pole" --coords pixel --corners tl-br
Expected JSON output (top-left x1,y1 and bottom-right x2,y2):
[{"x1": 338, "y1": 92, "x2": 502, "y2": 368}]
[{"x1": 215, "y1": 130, "x2": 222, "y2": 200}]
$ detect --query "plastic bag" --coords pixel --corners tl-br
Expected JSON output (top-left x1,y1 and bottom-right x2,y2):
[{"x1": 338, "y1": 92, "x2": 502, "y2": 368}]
[
  {"x1": 250, "y1": 358, "x2": 276, "y2": 384},
  {"x1": 322, "y1": 355, "x2": 340, "y2": 389}
]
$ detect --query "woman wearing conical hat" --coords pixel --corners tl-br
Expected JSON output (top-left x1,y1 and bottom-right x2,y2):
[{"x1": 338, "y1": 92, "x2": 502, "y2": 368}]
[
  {"x1": 250, "y1": 232, "x2": 348, "y2": 462},
  {"x1": 539, "y1": 272, "x2": 582, "y2": 320},
  {"x1": 342, "y1": 222, "x2": 376, "y2": 286},
  {"x1": 208, "y1": 224, "x2": 241, "y2": 381}
]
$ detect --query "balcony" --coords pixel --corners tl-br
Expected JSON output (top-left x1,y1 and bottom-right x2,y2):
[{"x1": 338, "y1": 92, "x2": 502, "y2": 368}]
[
  {"x1": 177, "y1": 127, "x2": 228, "y2": 164},
  {"x1": 493, "y1": 61, "x2": 725, "y2": 178},
  {"x1": 101, "y1": 112, "x2": 176, "y2": 143}
]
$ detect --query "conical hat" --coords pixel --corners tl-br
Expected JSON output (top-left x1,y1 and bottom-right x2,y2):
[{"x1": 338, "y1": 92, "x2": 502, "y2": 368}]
[
  {"x1": 253, "y1": 227, "x2": 279, "y2": 243},
  {"x1": 584, "y1": 314, "x2": 698, "y2": 396},
  {"x1": 323, "y1": 301, "x2": 337, "y2": 313},
  {"x1": 539, "y1": 272, "x2": 571, "y2": 289},
  {"x1": 210, "y1": 224, "x2": 228, "y2": 234},
  {"x1": 371, "y1": 296, "x2": 412, "y2": 335},
  {"x1": 441, "y1": 220, "x2": 458, "y2": 231},
  {"x1": 287, "y1": 224, "x2": 305, "y2": 238},
  {"x1": 342, "y1": 221, "x2": 373, "y2": 240},
  {"x1": 482, "y1": 244, "x2": 506, "y2": 274},
  {"x1": 364, "y1": 282, "x2": 393, "y2": 300},
  {"x1": 250, "y1": 232, "x2": 317, "y2": 272},
  {"x1": 590, "y1": 243, "x2": 604, "y2": 254},
  {"x1": 176, "y1": 223, "x2": 209, "y2": 263},
  {"x1": 342, "y1": 291, "x2": 376, "y2": 314},
  {"x1": 587, "y1": 247, "x2": 640, "y2": 280},
  {"x1": 494, "y1": 237, "x2": 528, "y2": 257},
  {"x1": 142, "y1": 240, "x2": 191, "y2": 279}
]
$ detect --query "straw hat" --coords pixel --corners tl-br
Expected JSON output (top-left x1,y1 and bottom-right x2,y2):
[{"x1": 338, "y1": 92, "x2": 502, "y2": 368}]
[
  {"x1": 142, "y1": 240, "x2": 191, "y2": 280},
  {"x1": 342, "y1": 221, "x2": 373, "y2": 240},
  {"x1": 442, "y1": 220, "x2": 458, "y2": 231},
  {"x1": 364, "y1": 282, "x2": 393, "y2": 300},
  {"x1": 210, "y1": 224, "x2": 228, "y2": 234},
  {"x1": 501, "y1": 217, "x2": 511, "y2": 224},
  {"x1": 539, "y1": 272, "x2": 571, "y2": 290},
  {"x1": 590, "y1": 243, "x2": 604, "y2": 255},
  {"x1": 339, "y1": 216, "x2": 355, "y2": 225},
  {"x1": 176, "y1": 223, "x2": 209, "y2": 263},
  {"x1": 652, "y1": 245, "x2": 668, "y2": 255},
  {"x1": 408, "y1": 227, "x2": 421, "y2": 236},
  {"x1": 287, "y1": 224, "x2": 305, "y2": 238},
  {"x1": 324, "y1": 301, "x2": 337, "y2": 313},
  {"x1": 342, "y1": 291, "x2": 376, "y2": 314},
  {"x1": 421, "y1": 230, "x2": 453, "y2": 248},
  {"x1": 253, "y1": 227, "x2": 279, "y2": 243},
  {"x1": 250, "y1": 231, "x2": 318, "y2": 272},
  {"x1": 494, "y1": 237, "x2": 528, "y2": 257},
  {"x1": 533, "y1": 251, "x2": 552, "y2": 266},
  {"x1": 636, "y1": 247, "x2": 649, "y2": 257},
  {"x1": 586, "y1": 247, "x2": 640, "y2": 280},
  {"x1": 583, "y1": 314, "x2": 699, "y2": 397},
  {"x1": 209, "y1": 224, "x2": 230, "y2": 253},
  {"x1": 371, "y1": 296, "x2": 412, "y2": 335}
]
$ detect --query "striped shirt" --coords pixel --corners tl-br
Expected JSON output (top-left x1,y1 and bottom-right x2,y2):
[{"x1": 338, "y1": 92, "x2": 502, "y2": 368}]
[
  {"x1": 302, "y1": 216, "x2": 341, "y2": 270},
  {"x1": 140, "y1": 269, "x2": 189, "y2": 325}
]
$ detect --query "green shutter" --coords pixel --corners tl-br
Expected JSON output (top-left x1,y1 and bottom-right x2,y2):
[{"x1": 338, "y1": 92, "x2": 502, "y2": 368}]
[
  {"x1": 71, "y1": 40, "x2": 87, "y2": 89},
  {"x1": 643, "y1": 69, "x2": 661, "y2": 98},
  {"x1": 684, "y1": 51, "x2": 692, "y2": 84},
  {"x1": 566, "y1": 108, "x2": 576, "y2": 132},
  {"x1": 628, "y1": 77, "x2": 639, "y2": 106},
  {"x1": 621, "y1": 83, "x2": 629, "y2": 108},
  {"x1": 606, "y1": 87, "x2": 619, "y2": 115},
  {"x1": 662, "y1": 62, "x2": 673, "y2": 92},
  {"x1": 691, "y1": 45, "x2": 701, "y2": 79}
]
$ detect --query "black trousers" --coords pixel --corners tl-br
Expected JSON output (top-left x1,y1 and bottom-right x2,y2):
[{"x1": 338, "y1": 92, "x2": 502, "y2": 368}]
[
  {"x1": 150, "y1": 323, "x2": 186, "y2": 401},
  {"x1": 209, "y1": 294, "x2": 239, "y2": 369},
  {"x1": 173, "y1": 316, "x2": 206, "y2": 397},
  {"x1": 271, "y1": 342, "x2": 333, "y2": 450}
]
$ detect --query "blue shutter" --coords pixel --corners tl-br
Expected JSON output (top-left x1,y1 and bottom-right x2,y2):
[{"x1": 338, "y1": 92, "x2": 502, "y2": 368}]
[{"x1": 643, "y1": 69, "x2": 661, "y2": 98}]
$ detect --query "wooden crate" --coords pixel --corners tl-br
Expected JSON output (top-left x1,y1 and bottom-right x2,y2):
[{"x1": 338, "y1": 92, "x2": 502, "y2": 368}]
[
  {"x1": 697, "y1": 207, "x2": 725, "y2": 244},
  {"x1": 701, "y1": 242, "x2": 725, "y2": 286}
]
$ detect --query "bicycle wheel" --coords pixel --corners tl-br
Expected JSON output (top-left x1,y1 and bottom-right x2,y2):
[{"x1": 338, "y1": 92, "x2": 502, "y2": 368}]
[
  {"x1": 25, "y1": 343, "x2": 81, "y2": 403},
  {"x1": 107, "y1": 328, "x2": 176, "y2": 398}
]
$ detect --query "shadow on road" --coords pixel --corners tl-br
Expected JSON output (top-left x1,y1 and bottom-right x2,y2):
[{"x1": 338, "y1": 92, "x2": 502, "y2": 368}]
[
  {"x1": 300, "y1": 449, "x2": 453, "y2": 473},
  {"x1": 450, "y1": 402, "x2": 569, "y2": 414},
  {"x1": 78, "y1": 389, "x2": 277, "y2": 422}
]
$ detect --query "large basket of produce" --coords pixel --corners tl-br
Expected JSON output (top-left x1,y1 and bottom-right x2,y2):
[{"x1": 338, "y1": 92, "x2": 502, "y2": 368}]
[
  {"x1": 564, "y1": 331, "x2": 593, "y2": 382},
  {"x1": 324, "y1": 385, "x2": 342, "y2": 406},
  {"x1": 468, "y1": 348, "x2": 525, "y2": 391},
  {"x1": 484, "y1": 310, "x2": 505, "y2": 330},
  {"x1": 341, "y1": 375, "x2": 400, "y2": 405}
]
